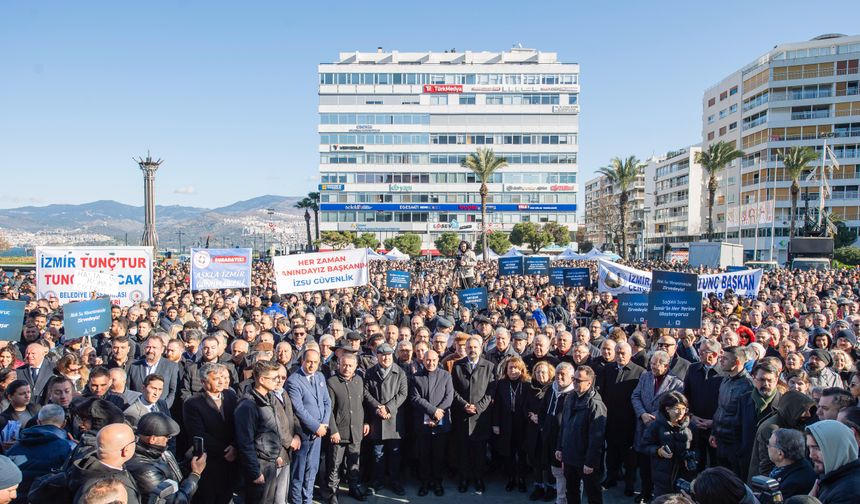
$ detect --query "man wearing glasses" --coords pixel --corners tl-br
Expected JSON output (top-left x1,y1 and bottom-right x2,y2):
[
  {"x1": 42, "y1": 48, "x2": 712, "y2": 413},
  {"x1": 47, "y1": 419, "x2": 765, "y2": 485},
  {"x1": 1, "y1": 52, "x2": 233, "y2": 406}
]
[{"x1": 654, "y1": 334, "x2": 690, "y2": 381}]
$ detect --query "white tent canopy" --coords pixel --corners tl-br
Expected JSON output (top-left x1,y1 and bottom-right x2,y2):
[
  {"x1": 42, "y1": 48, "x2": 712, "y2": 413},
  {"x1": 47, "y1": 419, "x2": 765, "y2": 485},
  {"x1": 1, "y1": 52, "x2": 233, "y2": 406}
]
[
  {"x1": 384, "y1": 247, "x2": 410, "y2": 261},
  {"x1": 366, "y1": 248, "x2": 387, "y2": 261},
  {"x1": 500, "y1": 248, "x2": 524, "y2": 258},
  {"x1": 557, "y1": 247, "x2": 587, "y2": 260},
  {"x1": 484, "y1": 248, "x2": 500, "y2": 260}
]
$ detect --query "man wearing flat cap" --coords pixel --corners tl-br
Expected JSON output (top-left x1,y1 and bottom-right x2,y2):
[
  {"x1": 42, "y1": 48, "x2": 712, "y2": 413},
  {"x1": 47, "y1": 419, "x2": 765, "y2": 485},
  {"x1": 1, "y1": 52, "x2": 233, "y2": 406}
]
[
  {"x1": 807, "y1": 349, "x2": 843, "y2": 389},
  {"x1": 363, "y1": 343, "x2": 408, "y2": 495},
  {"x1": 126, "y1": 412, "x2": 207, "y2": 504}
]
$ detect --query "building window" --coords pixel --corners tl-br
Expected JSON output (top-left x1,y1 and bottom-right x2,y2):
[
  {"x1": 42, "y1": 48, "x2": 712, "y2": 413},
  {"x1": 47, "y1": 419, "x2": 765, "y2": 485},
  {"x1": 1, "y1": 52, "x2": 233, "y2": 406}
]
[
  {"x1": 708, "y1": 114, "x2": 715, "y2": 124},
  {"x1": 568, "y1": 94, "x2": 578, "y2": 105},
  {"x1": 459, "y1": 94, "x2": 476, "y2": 105},
  {"x1": 720, "y1": 91, "x2": 728, "y2": 101},
  {"x1": 430, "y1": 95, "x2": 448, "y2": 105},
  {"x1": 719, "y1": 126, "x2": 727, "y2": 136},
  {"x1": 730, "y1": 86, "x2": 738, "y2": 96},
  {"x1": 707, "y1": 131, "x2": 715, "y2": 141},
  {"x1": 729, "y1": 121, "x2": 737, "y2": 130},
  {"x1": 708, "y1": 97, "x2": 716, "y2": 107}
]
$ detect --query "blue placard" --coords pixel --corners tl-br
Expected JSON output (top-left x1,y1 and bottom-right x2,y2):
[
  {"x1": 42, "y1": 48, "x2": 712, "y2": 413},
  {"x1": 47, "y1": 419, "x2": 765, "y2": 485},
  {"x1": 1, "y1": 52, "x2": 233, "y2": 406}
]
[
  {"x1": 458, "y1": 287, "x2": 489, "y2": 311},
  {"x1": 549, "y1": 268, "x2": 566, "y2": 286},
  {"x1": 617, "y1": 293, "x2": 649, "y2": 324},
  {"x1": 0, "y1": 300, "x2": 26, "y2": 342},
  {"x1": 564, "y1": 268, "x2": 591, "y2": 287},
  {"x1": 524, "y1": 256, "x2": 550, "y2": 275},
  {"x1": 191, "y1": 248, "x2": 253, "y2": 290},
  {"x1": 386, "y1": 270, "x2": 411, "y2": 289},
  {"x1": 498, "y1": 256, "x2": 524, "y2": 276},
  {"x1": 62, "y1": 298, "x2": 112, "y2": 341},
  {"x1": 651, "y1": 270, "x2": 698, "y2": 292},
  {"x1": 646, "y1": 291, "x2": 703, "y2": 329},
  {"x1": 726, "y1": 265, "x2": 746, "y2": 272},
  {"x1": 321, "y1": 203, "x2": 578, "y2": 212}
]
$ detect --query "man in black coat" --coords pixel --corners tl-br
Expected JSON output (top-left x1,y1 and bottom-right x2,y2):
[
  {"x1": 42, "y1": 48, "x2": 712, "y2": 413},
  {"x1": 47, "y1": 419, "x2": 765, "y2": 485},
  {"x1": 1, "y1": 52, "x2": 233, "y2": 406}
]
[
  {"x1": 181, "y1": 336, "x2": 239, "y2": 402},
  {"x1": 451, "y1": 335, "x2": 496, "y2": 493},
  {"x1": 234, "y1": 360, "x2": 293, "y2": 504},
  {"x1": 596, "y1": 341, "x2": 644, "y2": 495},
  {"x1": 738, "y1": 361, "x2": 782, "y2": 481},
  {"x1": 323, "y1": 351, "x2": 369, "y2": 503},
  {"x1": 556, "y1": 365, "x2": 607, "y2": 504},
  {"x1": 363, "y1": 343, "x2": 409, "y2": 496},
  {"x1": 683, "y1": 339, "x2": 722, "y2": 470},
  {"x1": 17, "y1": 341, "x2": 53, "y2": 405},
  {"x1": 183, "y1": 363, "x2": 239, "y2": 504},
  {"x1": 410, "y1": 349, "x2": 454, "y2": 496}
]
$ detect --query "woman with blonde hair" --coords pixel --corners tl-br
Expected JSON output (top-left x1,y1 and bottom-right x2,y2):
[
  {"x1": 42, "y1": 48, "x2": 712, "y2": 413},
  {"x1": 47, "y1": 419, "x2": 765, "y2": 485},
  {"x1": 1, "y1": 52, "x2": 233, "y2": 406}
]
[
  {"x1": 493, "y1": 356, "x2": 531, "y2": 492},
  {"x1": 524, "y1": 360, "x2": 555, "y2": 499}
]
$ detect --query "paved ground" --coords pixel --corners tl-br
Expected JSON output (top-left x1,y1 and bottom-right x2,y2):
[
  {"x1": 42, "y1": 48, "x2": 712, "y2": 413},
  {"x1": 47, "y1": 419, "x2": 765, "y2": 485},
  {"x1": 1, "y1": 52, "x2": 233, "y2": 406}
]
[{"x1": 331, "y1": 477, "x2": 636, "y2": 504}]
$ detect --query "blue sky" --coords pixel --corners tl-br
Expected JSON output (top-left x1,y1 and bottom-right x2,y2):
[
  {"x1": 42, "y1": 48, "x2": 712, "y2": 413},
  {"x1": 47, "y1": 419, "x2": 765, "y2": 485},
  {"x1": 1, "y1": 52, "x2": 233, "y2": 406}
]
[{"x1": 1, "y1": 1, "x2": 858, "y2": 210}]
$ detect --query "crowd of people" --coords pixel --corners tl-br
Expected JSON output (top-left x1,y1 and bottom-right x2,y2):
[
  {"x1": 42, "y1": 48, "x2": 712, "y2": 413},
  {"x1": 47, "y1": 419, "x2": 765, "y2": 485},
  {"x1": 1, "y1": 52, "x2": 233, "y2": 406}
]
[{"x1": 0, "y1": 242, "x2": 859, "y2": 504}]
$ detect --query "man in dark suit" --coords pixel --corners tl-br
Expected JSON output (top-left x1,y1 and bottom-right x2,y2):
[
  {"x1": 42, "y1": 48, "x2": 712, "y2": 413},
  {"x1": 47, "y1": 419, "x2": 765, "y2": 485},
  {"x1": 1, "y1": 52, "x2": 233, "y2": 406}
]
[
  {"x1": 181, "y1": 336, "x2": 239, "y2": 402},
  {"x1": 287, "y1": 347, "x2": 331, "y2": 504},
  {"x1": 123, "y1": 374, "x2": 171, "y2": 427},
  {"x1": 596, "y1": 341, "x2": 644, "y2": 496},
  {"x1": 410, "y1": 349, "x2": 453, "y2": 496},
  {"x1": 363, "y1": 343, "x2": 409, "y2": 495},
  {"x1": 451, "y1": 335, "x2": 496, "y2": 493},
  {"x1": 128, "y1": 336, "x2": 179, "y2": 407},
  {"x1": 323, "y1": 351, "x2": 369, "y2": 503},
  {"x1": 183, "y1": 362, "x2": 239, "y2": 504},
  {"x1": 17, "y1": 341, "x2": 53, "y2": 404}
]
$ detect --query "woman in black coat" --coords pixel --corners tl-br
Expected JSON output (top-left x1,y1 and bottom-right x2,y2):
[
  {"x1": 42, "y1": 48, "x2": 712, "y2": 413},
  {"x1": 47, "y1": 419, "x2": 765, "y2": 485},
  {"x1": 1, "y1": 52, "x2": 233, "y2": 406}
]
[
  {"x1": 523, "y1": 361, "x2": 553, "y2": 500},
  {"x1": 0, "y1": 380, "x2": 40, "y2": 452},
  {"x1": 492, "y1": 356, "x2": 530, "y2": 492},
  {"x1": 641, "y1": 391, "x2": 694, "y2": 498}
]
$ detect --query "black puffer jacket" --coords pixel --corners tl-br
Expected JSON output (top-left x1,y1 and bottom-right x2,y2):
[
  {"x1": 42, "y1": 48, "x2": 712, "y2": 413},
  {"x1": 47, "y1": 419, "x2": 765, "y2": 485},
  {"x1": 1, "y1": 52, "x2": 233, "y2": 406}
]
[
  {"x1": 641, "y1": 409, "x2": 693, "y2": 497},
  {"x1": 126, "y1": 442, "x2": 199, "y2": 504},
  {"x1": 712, "y1": 370, "x2": 753, "y2": 445},
  {"x1": 67, "y1": 453, "x2": 140, "y2": 504},
  {"x1": 557, "y1": 387, "x2": 607, "y2": 471},
  {"x1": 818, "y1": 458, "x2": 860, "y2": 504},
  {"x1": 234, "y1": 388, "x2": 282, "y2": 480}
]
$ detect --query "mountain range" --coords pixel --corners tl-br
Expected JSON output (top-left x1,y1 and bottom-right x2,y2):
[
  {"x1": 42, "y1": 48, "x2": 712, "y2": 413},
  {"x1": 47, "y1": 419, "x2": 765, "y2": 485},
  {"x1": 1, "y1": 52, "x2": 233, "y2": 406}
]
[{"x1": 0, "y1": 195, "x2": 309, "y2": 250}]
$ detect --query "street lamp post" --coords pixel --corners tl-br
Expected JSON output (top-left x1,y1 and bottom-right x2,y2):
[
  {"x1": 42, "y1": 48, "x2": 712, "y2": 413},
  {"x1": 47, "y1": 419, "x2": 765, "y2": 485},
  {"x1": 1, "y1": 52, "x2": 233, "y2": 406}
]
[{"x1": 304, "y1": 210, "x2": 312, "y2": 252}]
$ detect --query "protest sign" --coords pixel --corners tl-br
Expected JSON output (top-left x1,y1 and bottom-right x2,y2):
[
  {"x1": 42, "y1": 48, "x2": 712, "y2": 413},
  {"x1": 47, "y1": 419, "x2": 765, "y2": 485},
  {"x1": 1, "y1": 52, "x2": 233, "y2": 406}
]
[
  {"x1": 652, "y1": 271, "x2": 698, "y2": 292},
  {"x1": 36, "y1": 247, "x2": 153, "y2": 306},
  {"x1": 726, "y1": 265, "x2": 747, "y2": 272},
  {"x1": 273, "y1": 248, "x2": 368, "y2": 294},
  {"x1": 62, "y1": 298, "x2": 112, "y2": 341},
  {"x1": 549, "y1": 268, "x2": 566, "y2": 286},
  {"x1": 597, "y1": 259, "x2": 652, "y2": 294},
  {"x1": 458, "y1": 287, "x2": 489, "y2": 311},
  {"x1": 524, "y1": 256, "x2": 550, "y2": 276},
  {"x1": 386, "y1": 270, "x2": 411, "y2": 289},
  {"x1": 564, "y1": 268, "x2": 591, "y2": 287},
  {"x1": 647, "y1": 291, "x2": 703, "y2": 328},
  {"x1": 697, "y1": 269, "x2": 763, "y2": 299},
  {"x1": 0, "y1": 301, "x2": 25, "y2": 341},
  {"x1": 190, "y1": 248, "x2": 252, "y2": 290},
  {"x1": 498, "y1": 256, "x2": 523, "y2": 276},
  {"x1": 617, "y1": 294, "x2": 649, "y2": 324}
]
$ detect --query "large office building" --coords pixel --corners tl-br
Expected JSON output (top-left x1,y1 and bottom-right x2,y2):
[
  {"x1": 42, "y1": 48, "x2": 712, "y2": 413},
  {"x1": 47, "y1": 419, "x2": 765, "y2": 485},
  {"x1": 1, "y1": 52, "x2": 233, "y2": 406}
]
[
  {"x1": 318, "y1": 48, "x2": 580, "y2": 250},
  {"x1": 642, "y1": 145, "x2": 706, "y2": 257},
  {"x1": 582, "y1": 165, "x2": 646, "y2": 257},
  {"x1": 702, "y1": 33, "x2": 860, "y2": 261}
]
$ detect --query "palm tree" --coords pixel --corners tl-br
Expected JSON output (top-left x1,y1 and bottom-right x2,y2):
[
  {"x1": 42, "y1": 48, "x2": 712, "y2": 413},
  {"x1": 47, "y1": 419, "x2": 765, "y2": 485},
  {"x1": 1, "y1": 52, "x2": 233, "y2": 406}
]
[
  {"x1": 294, "y1": 197, "x2": 313, "y2": 250},
  {"x1": 695, "y1": 141, "x2": 745, "y2": 240},
  {"x1": 461, "y1": 148, "x2": 508, "y2": 261},
  {"x1": 308, "y1": 191, "x2": 320, "y2": 241},
  {"x1": 598, "y1": 156, "x2": 642, "y2": 260},
  {"x1": 778, "y1": 146, "x2": 820, "y2": 241}
]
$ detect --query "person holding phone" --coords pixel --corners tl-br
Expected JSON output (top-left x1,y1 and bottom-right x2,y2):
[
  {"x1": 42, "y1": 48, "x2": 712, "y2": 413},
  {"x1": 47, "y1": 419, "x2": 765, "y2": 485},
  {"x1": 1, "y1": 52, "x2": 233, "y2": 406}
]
[{"x1": 641, "y1": 391, "x2": 694, "y2": 498}]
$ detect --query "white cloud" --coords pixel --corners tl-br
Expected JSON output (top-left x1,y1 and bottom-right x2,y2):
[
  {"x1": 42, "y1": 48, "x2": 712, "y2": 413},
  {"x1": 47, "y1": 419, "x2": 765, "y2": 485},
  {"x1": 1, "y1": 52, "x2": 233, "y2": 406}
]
[{"x1": 173, "y1": 186, "x2": 196, "y2": 195}]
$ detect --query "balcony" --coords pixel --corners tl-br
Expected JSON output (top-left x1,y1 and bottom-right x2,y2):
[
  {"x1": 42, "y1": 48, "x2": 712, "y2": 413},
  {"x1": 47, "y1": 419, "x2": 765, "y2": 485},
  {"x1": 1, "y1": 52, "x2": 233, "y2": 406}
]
[
  {"x1": 773, "y1": 68, "x2": 835, "y2": 81},
  {"x1": 790, "y1": 109, "x2": 831, "y2": 120},
  {"x1": 770, "y1": 90, "x2": 833, "y2": 101},
  {"x1": 743, "y1": 116, "x2": 768, "y2": 131}
]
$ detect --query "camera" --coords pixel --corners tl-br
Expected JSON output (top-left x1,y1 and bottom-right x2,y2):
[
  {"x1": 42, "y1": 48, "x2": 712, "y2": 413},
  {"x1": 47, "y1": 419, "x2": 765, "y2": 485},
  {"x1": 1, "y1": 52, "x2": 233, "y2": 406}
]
[
  {"x1": 750, "y1": 476, "x2": 783, "y2": 504},
  {"x1": 674, "y1": 478, "x2": 693, "y2": 496},
  {"x1": 683, "y1": 450, "x2": 699, "y2": 473}
]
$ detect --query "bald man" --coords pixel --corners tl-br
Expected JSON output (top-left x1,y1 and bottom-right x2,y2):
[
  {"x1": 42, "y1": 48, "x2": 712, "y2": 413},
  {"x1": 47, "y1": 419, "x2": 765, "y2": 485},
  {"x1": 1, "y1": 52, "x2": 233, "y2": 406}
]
[{"x1": 68, "y1": 423, "x2": 141, "y2": 504}]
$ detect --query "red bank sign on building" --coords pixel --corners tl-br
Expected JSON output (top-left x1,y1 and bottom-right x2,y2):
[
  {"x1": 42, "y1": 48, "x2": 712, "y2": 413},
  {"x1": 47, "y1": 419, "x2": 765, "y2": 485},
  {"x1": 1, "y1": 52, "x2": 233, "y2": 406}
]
[{"x1": 422, "y1": 84, "x2": 463, "y2": 93}]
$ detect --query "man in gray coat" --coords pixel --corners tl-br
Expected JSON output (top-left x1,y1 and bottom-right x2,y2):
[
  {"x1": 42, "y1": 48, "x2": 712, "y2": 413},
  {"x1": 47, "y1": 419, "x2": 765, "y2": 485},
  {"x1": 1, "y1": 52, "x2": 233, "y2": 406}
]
[{"x1": 363, "y1": 343, "x2": 408, "y2": 495}]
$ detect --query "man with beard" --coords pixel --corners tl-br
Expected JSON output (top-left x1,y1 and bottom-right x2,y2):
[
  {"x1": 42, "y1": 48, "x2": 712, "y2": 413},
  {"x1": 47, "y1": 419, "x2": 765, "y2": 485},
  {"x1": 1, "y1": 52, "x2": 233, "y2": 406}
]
[
  {"x1": 128, "y1": 337, "x2": 179, "y2": 407},
  {"x1": 805, "y1": 420, "x2": 860, "y2": 503},
  {"x1": 738, "y1": 362, "x2": 781, "y2": 479},
  {"x1": 710, "y1": 346, "x2": 753, "y2": 477},
  {"x1": 451, "y1": 336, "x2": 496, "y2": 493}
]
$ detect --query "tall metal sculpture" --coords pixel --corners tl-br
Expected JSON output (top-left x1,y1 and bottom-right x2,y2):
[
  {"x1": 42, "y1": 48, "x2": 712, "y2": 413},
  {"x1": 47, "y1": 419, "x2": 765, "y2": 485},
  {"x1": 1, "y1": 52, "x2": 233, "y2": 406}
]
[{"x1": 136, "y1": 153, "x2": 163, "y2": 253}]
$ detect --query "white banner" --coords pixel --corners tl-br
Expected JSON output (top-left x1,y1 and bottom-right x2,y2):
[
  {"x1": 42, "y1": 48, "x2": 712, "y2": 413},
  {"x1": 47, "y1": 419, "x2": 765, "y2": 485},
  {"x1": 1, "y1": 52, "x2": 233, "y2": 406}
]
[
  {"x1": 36, "y1": 247, "x2": 153, "y2": 306},
  {"x1": 598, "y1": 260, "x2": 763, "y2": 299},
  {"x1": 273, "y1": 248, "x2": 369, "y2": 294},
  {"x1": 597, "y1": 259, "x2": 652, "y2": 294}
]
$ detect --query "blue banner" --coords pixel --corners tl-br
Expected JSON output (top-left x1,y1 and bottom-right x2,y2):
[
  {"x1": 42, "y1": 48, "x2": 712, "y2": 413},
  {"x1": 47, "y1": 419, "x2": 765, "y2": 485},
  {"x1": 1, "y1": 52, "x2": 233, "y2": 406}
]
[
  {"x1": 617, "y1": 294, "x2": 649, "y2": 325},
  {"x1": 652, "y1": 271, "x2": 699, "y2": 292},
  {"x1": 549, "y1": 268, "x2": 566, "y2": 286},
  {"x1": 386, "y1": 270, "x2": 411, "y2": 289},
  {"x1": 62, "y1": 298, "x2": 112, "y2": 341},
  {"x1": 190, "y1": 248, "x2": 253, "y2": 290},
  {"x1": 564, "y1": 268, "x2": 591, "y2": 287},
  {"x1": 524, "y1": 256, "x2": 550, "y2": 275},
  {"x1": 458, "y1": 287, "x2": 489, "y2": 311},
  {"x1": 321, "y1": 203, "x2": 577, "y2": 212},
  {"x1": 498, "y1": 257, "x2": 524, "y2": 276},
  {"x1": 726, "y1": 265, "x2": 747, "y2": 272},
  {"x1": 647, "y1": 291, "x2": 703, "y2": 329},
  {"x1": 0, "y1": 301, "x2": 26, "y2": 342}
]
